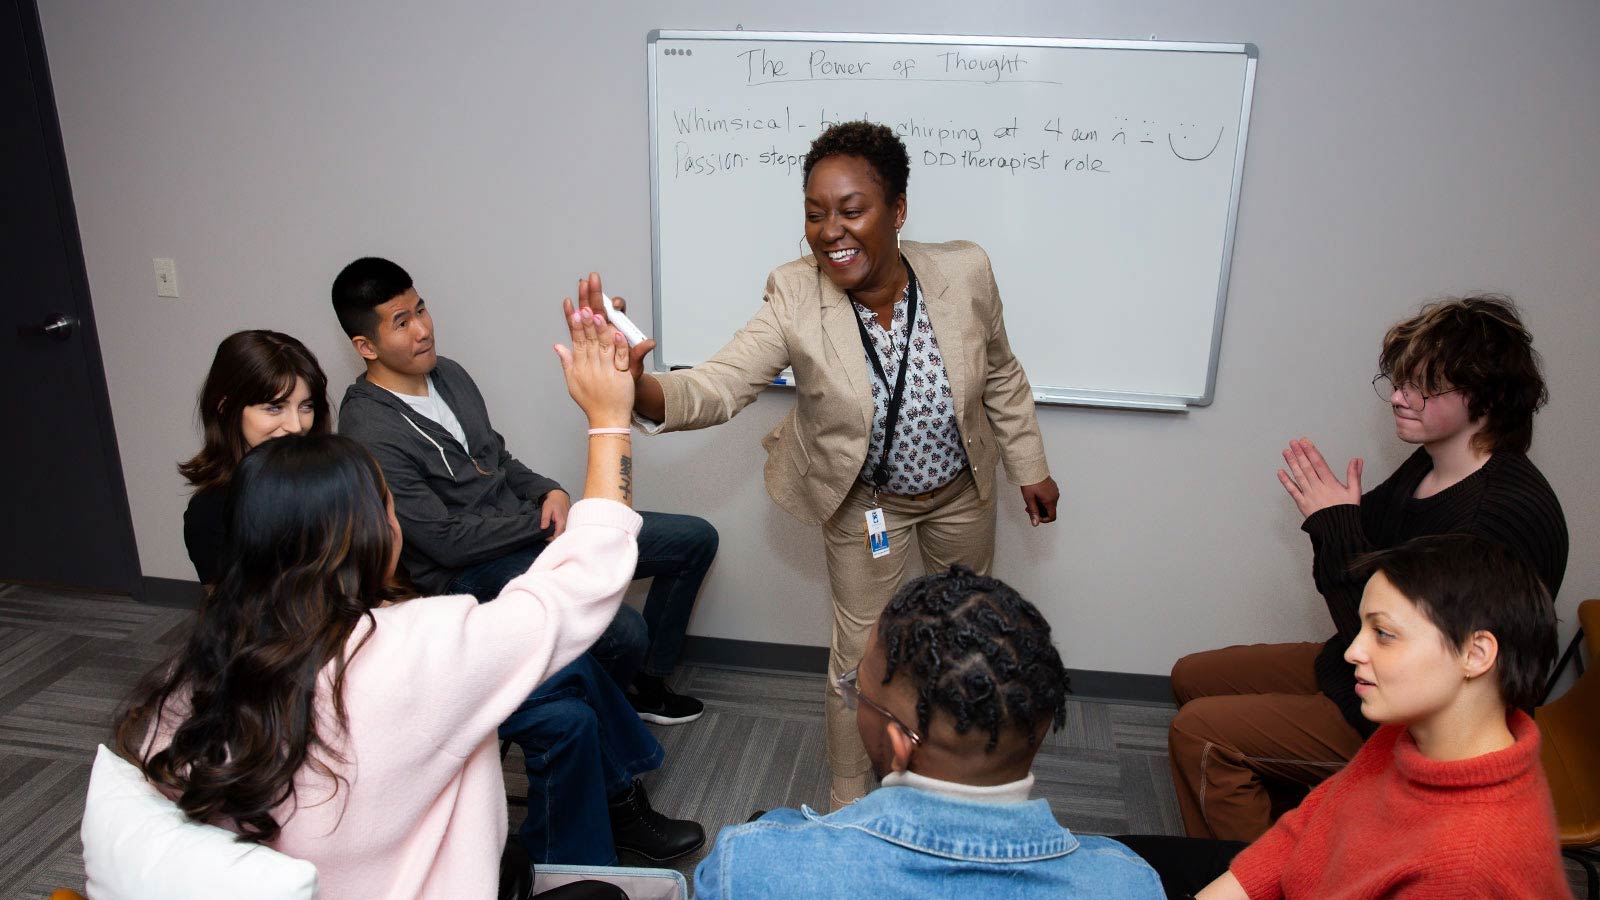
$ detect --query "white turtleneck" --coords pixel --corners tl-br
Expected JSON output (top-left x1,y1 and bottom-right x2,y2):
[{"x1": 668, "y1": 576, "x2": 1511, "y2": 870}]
[{"x1": 879, "y1": 769, "x2": 1034, "y2": 805}]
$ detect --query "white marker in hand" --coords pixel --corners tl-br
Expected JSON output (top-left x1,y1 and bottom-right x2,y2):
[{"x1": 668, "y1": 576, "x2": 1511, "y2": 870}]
[{"x1": 600, "y1": 293, "x2": 649, "y2": 348}]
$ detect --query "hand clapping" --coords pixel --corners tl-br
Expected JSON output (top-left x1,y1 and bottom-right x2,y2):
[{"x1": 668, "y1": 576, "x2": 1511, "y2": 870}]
[{"x1": 1277, "y1": 437, "x2": 1362, "y2": 519}]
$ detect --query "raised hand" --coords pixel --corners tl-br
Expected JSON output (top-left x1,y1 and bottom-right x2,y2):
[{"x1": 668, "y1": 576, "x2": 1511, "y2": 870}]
[
  {"x1": 1277, "y1": 437, "x2": 1362, "y2": 518},
  {"x1": 553, "y1": 301, "x2": 635, "y2": 428},
  {"x1": 571, "y1": 272, "x2": 656, "y2": 385}
]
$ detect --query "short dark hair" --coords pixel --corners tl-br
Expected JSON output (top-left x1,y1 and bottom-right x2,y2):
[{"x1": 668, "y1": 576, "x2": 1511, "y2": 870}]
[
  {"x1": 803, "y1": 121, "x2": 910, "y2": 204},
  {"x1": 1355, "y1": 534, "x2": 1557, "y2": 711},
  {"x1": 331, "y1": 257, "x2": 413, "y2": 339},
  {"x1": 1378, "y1": 294, "x2": 1546, "y2": 454},
  {"x1": 877, "y1": 566, "x2": 1070, "y2": 751}
]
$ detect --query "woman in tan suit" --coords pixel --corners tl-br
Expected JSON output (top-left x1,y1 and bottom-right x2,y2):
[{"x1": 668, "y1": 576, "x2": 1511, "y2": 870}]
[{"x1": 575, "y1": 122, "x2": 1059, "y2": 808}]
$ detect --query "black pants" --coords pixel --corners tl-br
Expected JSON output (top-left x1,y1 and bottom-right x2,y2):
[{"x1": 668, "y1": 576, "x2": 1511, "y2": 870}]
[{"x1": 1113, "y1": 835, "x2": 1249, "y2": 900}]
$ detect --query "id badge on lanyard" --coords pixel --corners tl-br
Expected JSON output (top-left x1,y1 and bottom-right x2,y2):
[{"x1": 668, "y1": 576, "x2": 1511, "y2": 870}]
[
  {"x1": 864, "y1": 506, "x2": 891, "y2": 559},
  {"x1": 854, "y1": 258, "x2": 919, "y2": 562}
]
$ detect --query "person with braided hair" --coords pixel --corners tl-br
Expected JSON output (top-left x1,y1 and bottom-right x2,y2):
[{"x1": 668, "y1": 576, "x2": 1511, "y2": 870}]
[{"x1": 692, "y1": 566, "x2": 1163, "y2": 900}]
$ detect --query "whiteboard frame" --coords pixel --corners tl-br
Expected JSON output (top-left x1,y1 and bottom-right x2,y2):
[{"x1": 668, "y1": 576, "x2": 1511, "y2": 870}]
[{"x1": 646, "y1": 30, "x2": 1258, "y2": 411}]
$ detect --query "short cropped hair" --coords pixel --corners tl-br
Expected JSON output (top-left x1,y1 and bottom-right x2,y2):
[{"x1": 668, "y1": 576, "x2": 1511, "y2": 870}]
[
  {"x1": 1378, "y1": 295, "x2": 1546, "y2": 454},
  {"x1": 1355, "y1": 534, "x2": 1556, "y2": 711},
  {"x1": 331, "y1": 257, "x2": 413, "y2": 339},
  {"x1": 803, "y1": 121, "x2": 910, "y2": 204},
  {"x1": 877, "y1": 566, "x2": 1070, "y2": 751}
]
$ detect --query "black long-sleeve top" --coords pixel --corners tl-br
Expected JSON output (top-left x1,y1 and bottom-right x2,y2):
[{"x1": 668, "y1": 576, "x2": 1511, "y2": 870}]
[
  {"x1": 183, "y1": 485, "x2": 227, "y2": 585},
  {"x1": 1303, "y1": 447, "x2": 1568, "y2": 736}
]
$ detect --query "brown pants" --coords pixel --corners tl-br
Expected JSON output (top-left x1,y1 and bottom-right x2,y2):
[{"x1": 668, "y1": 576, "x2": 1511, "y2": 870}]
[
  {"x1": 820, "y1": 468, "x2": 995, "y2": 777},
  {"x1": 1167, "y1": 641, "x2": 1365, "y2": 841}
]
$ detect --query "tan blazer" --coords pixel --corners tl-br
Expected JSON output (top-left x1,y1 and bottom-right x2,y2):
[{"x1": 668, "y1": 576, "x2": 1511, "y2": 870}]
[{"x1": 653, "y1": 240, "x2": 1051, "y2": 526}]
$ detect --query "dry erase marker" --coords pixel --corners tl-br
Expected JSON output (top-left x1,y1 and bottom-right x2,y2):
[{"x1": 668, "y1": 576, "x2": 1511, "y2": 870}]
[{"x1": 599, "y1": 292, "x2": 649, "y2": 348}]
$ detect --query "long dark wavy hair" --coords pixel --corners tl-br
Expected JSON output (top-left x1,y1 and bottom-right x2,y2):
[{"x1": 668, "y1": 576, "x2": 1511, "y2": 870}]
[
  {"x1": 118, "y1": 434, "x2": 401, "y2": 842},
  {"x1": 178, "y1": 330, "x2": 332, "y2": 492}
]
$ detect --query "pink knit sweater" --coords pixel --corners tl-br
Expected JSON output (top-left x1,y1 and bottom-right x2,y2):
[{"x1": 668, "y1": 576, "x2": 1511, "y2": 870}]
[
  {"x1": 151, "y1": 499, "x2": 640, "y2": 900},
  {"x1": 1230, "y1": 710, "x2": 1566, "y2": 899}
]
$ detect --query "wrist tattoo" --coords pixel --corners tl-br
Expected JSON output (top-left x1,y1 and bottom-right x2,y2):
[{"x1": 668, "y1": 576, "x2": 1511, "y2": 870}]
[{"x1": 619, "y1": 454, "x2": 633, "y2": 502}]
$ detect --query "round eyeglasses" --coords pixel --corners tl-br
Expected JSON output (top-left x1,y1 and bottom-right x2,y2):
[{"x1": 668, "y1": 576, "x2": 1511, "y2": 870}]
[{"x1": 1372, "y1": 374, "x2": 1459, "y2": 412}]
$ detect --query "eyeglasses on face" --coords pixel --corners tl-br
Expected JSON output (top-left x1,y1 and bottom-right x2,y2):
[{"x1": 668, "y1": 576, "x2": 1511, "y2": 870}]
[
  {"x1": 835, "y1": 665, "x2": 923, "y2": 747},
  {"x1": 1372, "y1": 374, "x2": 1459, "y2": 412}
]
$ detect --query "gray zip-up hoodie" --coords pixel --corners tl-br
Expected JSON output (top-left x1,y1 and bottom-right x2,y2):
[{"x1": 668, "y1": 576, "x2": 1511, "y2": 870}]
[{"x1": 338, "y1": 356, "x2": 562, "y2": 594}]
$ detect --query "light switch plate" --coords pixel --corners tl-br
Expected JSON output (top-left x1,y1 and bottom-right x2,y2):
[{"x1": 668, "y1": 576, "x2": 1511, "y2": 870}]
[{"x1": 154, "y1": 257, "x2": 179, "y2": 298}]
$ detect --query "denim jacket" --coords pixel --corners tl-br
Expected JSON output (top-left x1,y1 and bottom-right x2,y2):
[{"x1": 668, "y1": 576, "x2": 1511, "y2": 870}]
[{"x1": 692, "y1": 785, "x2": 1163, "y2": 899}]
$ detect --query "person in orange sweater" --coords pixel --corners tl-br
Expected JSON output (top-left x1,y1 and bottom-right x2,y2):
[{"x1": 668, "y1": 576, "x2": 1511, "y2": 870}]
[{"x1": 1121, "y1": 532, "x2": 1567, "y2": 899}]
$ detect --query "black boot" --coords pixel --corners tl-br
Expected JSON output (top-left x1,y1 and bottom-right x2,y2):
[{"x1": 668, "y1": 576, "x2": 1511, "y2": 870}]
[
  {"x1": 627, "y1": 673, "x2": 704, "y2": 725},
  {"x1": 607, "y1": 779, "x2": 705, "y2": 862}
]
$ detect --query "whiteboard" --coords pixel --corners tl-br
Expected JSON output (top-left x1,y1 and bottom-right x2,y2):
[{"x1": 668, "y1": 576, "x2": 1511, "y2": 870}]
[{"x1": 647, "y1": 31, "x2": 1257, "y2": 410}]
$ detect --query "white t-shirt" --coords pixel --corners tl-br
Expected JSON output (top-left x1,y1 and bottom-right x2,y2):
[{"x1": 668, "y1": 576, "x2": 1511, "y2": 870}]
[{"x1": 383, "y1": 377, "x2": 469, "y2": 449}]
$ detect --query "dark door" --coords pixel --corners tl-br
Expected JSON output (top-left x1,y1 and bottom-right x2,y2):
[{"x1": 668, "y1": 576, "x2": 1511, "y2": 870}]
[{"x1": 1, "y1": 0, "x2": 141, "y2": 593}]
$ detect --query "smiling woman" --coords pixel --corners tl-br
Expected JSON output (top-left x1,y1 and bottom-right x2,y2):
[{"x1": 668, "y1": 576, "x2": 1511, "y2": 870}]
[
  {"x1": 179, "y1": 330, "x2": 332, "y2": 584},
  {"x1": 605, "y1": 120, "x2": 1061, "y2": 810}
]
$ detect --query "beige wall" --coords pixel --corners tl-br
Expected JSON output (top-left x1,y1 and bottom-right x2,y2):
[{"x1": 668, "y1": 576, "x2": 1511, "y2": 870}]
[{"x1": 40, "y1": 1, "x2": 1599, "y2": 675}]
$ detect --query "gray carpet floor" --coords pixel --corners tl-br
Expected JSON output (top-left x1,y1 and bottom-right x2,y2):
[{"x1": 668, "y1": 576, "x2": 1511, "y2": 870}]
[{"x1": 0, "y1": 584, "x2": 1588, "y2": 898}]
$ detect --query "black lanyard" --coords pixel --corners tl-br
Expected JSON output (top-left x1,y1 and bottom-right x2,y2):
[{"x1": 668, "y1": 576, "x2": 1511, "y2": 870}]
[{"x1": 850, "y1": 258, "x2": 919, "y2": 492}]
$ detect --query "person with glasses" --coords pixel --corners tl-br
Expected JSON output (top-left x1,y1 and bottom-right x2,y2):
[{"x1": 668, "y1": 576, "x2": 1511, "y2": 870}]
[
  {"x1": 691, "y1": 566, "x2": 1163, "y2": 900},
  {"x1": 1165, "y1": 295, "x2": 1568, "y2": 843}
]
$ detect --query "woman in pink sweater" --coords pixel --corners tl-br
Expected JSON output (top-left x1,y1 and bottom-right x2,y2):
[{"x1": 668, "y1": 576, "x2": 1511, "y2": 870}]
[
  {"x1": 115, "y1": 305, "x2": 644, "y2": 899},
  {"x1": 1128, "y1": 532, "x2": 1567, "y2": 899}
]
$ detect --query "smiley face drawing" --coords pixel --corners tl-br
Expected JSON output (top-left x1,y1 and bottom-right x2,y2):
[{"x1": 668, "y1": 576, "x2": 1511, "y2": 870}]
[{"x1": 1168, "y1": 122, "x2": 1226, "y2": 161}]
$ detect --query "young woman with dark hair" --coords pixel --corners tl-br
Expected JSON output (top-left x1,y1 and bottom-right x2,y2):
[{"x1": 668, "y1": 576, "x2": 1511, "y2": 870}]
[
  {"x1": 1121, "y1": 534, "x2": 1568, "y2": 900},
  {"x1": 179, "y1": 330, "x2": 333, "y2": 584},
  {"x1": 118, "y1": 309, "x2": 649, "y2": 899}
]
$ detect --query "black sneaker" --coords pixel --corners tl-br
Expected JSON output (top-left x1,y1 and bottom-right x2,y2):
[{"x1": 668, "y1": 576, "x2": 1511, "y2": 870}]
[
  {"x1": 628, "y1": 674, "x2": 704, "y2": 725},
  {"x1": 607, "y1": 779, "x2": 706, "y2": 862}
]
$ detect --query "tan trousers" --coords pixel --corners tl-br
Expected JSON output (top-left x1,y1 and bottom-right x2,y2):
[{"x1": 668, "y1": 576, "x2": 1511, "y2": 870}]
[
  {"x1": 1167, "y1": 641, "x2": 1366, "y2": 841},
  {"x1": 820, "y1": 468, "x2": 996, "y2": 777}
]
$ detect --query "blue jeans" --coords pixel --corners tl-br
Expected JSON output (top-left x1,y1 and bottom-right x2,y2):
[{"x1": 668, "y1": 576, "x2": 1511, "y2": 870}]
[
  {"x1": 446, "y1": 510, "x2": 718, "y2": 685},
  {"x1": 498, "y1": 653, "x2": 664, "y2": 864}
]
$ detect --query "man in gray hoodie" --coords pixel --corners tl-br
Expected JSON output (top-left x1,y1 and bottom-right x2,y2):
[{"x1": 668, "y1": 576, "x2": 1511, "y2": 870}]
[{"x1": 333, "y1": 256, "x2": 716, "y2": 726}]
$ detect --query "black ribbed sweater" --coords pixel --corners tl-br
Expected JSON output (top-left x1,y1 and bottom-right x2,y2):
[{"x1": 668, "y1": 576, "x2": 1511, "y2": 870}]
[{"x1": 1303, "y1": 447, "x2": 1568, "y2": 736}]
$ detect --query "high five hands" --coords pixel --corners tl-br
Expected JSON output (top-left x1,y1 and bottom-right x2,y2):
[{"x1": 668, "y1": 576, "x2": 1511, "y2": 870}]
[
  {"x1": 566, "y1": 272, "x2": 656, "y2": 386},
  {"x1": 1277, "y1": 437, "x2": 1362, "y2": 518},
  {"x1": 553, "y1": 286, "x2": 635, "y2": 428}
]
